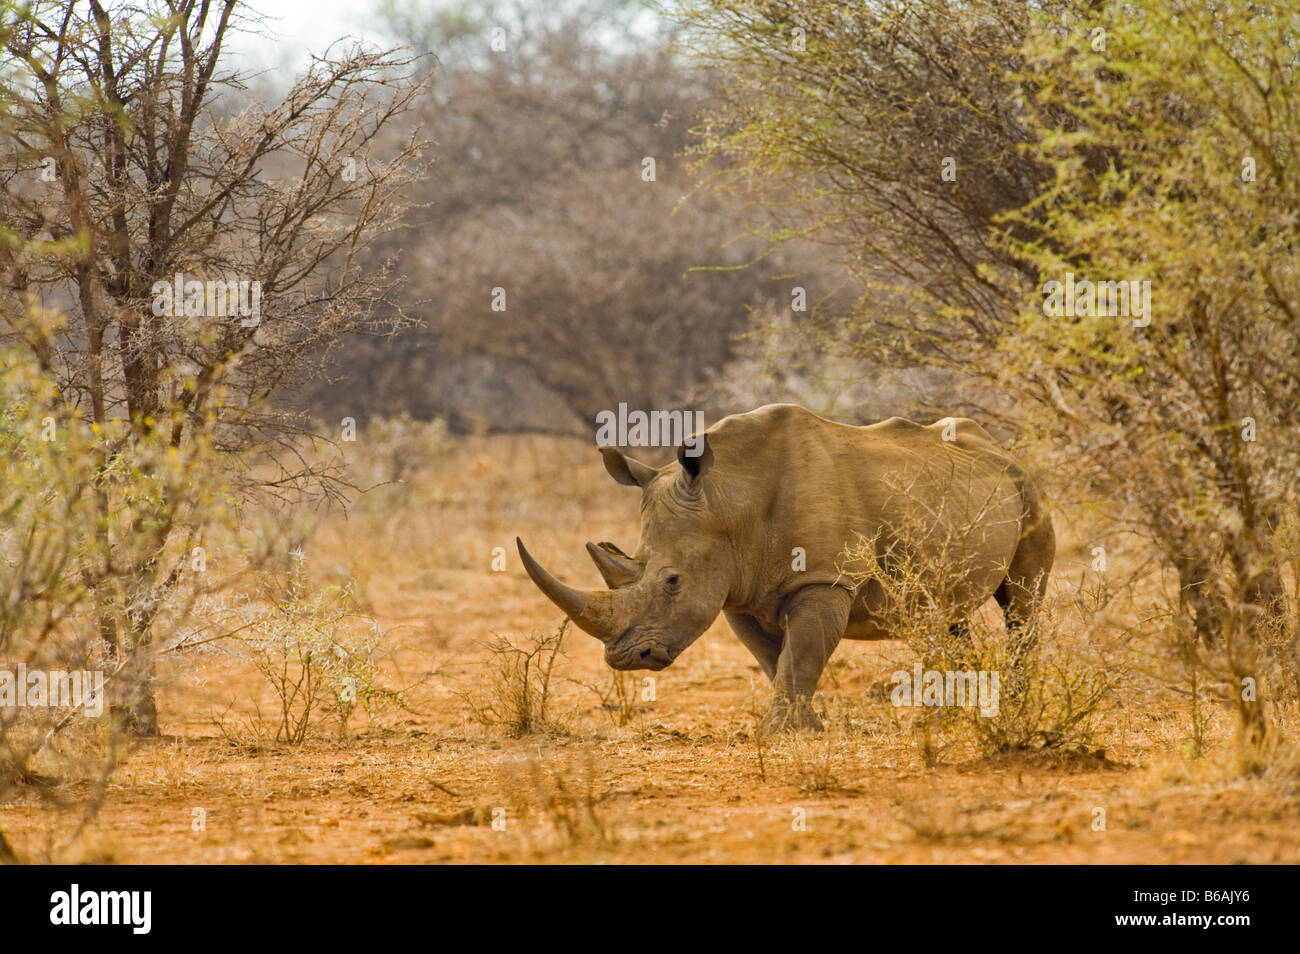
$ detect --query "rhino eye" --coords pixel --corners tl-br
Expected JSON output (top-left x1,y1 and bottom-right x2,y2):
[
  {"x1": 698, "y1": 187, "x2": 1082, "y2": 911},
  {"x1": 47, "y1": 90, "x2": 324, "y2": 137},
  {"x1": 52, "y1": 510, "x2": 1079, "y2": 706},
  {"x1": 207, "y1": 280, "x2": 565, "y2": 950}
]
[{"x1": 666, "y1": 575, "x2": 680, "y2": 586}]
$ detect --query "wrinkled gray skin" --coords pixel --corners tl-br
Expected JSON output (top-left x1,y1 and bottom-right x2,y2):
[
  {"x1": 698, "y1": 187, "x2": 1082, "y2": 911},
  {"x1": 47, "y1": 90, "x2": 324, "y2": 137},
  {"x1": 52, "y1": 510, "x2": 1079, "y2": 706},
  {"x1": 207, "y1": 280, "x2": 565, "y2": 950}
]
[{"x1": 517, "y1": 404, "x2": 1055, "y2": 734}]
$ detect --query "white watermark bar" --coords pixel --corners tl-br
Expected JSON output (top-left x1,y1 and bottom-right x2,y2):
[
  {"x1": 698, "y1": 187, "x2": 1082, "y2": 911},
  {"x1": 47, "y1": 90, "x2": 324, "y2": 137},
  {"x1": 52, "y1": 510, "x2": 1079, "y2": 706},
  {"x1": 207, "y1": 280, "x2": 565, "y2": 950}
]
[
  {"x1": 594, "y1": 403, "x2": 706, "y2": 457},
  {"x1": 151, "y1": 272, "x2": 262, "y2": 327},
  {"x1": 1042, "y1": 272, "x2": 1152, "y2": 327},
  {"x1": 0, "y1": 665, "x2": 105, "y2": 717},
  {"x1": 889, "y1": 663, "x2": 1000, "y2": 717}
]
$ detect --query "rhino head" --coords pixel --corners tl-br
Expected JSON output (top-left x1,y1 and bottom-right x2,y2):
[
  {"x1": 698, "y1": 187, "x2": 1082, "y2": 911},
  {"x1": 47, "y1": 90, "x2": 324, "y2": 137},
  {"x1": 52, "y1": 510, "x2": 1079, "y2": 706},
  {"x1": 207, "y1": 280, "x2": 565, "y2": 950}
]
[{"x1": 516, "y1": 437, "x2": 729, "y2": 671}]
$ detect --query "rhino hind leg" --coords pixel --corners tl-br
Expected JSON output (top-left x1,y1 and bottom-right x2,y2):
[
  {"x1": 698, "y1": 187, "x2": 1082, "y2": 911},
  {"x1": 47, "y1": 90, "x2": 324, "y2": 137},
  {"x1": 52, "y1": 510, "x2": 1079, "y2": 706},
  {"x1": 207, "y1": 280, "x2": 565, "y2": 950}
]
[
  {"x1": 995, "y1": 506, "x2": 1056, "y2": 687},
  {"x1": 998, "y1": 478, "x2": 1056, "y2": 634},
  {"x1": 947, "y1": 618, "x2": 978, "y2": 668}
]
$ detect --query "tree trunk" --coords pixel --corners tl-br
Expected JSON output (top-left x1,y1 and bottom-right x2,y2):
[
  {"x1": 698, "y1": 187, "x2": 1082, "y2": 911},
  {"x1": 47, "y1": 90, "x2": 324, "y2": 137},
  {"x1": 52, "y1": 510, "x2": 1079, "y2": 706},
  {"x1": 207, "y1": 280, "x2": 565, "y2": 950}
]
[{"x1": 115, "y1": 625, "x2": 160, "y2": 738}]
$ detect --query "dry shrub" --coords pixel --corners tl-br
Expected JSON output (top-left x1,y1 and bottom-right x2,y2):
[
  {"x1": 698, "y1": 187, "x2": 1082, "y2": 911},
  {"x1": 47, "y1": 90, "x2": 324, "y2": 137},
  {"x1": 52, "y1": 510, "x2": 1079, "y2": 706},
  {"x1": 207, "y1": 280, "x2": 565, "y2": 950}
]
[
  {"x1": 958, "y1": 594, "x2": 1119, "y2": 756},
  {"x1": 839, "y1": 486, "x2": 1120, "y2": 760},
  {"x1": 1255, "y1": 509, "x2": 1300, "y2": 727},
  {"x1": 203, "y1": 559, "x2": 401, "y2": 744},
  {"x1": 772, "y1": 729, "x2": 857, "y2": 795},
  {"x1": 580, "y1": 669, "x2": 647, "y2": 729},
  {"x1": 462, "y1": 622, "x2": 571, "y2": 737},
  {"x1": 1113, "y1": 509, "x2": 1300, "y2": 777}
]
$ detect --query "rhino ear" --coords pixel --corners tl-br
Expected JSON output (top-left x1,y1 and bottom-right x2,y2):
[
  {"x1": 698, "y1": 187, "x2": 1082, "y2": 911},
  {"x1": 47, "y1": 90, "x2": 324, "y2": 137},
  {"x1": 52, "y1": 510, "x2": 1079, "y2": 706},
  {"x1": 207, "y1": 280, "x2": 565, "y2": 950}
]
[
  {"x1": 600, "y1": 447, "x2": 657, "y2": 487},
  {"x1": 677, "y1": 432, "x2": 713, "y2": 483}
]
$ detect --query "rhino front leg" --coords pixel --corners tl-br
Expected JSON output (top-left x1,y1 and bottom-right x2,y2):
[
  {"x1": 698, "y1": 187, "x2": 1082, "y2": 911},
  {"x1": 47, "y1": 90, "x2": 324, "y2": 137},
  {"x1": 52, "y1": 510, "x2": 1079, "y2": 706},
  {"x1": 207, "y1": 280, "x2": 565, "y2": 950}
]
[
  {"x1": 761, "y1": 585, "x2": 852, "y2": 735},
  {"x1": 725, "y1": 610, "x2": 782, "y2": 680}
]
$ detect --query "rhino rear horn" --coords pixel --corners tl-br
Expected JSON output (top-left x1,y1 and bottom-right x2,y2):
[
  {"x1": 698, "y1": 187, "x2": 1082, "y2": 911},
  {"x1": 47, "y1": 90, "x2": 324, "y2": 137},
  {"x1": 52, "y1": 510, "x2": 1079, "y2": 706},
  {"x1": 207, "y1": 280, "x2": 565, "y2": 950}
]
[
  {"x1": 516, "y1": 537, "x2": 625, "y2": 643},
  {"x1": 586, "y1": 541, "x2": 642, "y2": 589}
]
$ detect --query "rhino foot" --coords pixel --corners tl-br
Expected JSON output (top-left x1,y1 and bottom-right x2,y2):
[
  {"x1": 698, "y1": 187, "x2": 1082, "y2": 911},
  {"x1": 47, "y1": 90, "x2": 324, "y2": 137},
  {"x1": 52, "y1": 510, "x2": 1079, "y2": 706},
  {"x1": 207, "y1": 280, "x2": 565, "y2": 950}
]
[{"x1": 760, "y1": 695, "x2": 824, "y2": 735}]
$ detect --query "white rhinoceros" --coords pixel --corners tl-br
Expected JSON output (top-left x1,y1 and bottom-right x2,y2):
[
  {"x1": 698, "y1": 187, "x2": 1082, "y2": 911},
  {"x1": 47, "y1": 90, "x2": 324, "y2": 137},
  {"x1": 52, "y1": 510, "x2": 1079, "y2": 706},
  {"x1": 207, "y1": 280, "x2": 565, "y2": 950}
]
[{"x1": 517, "y1": 404, "x2": 1055, "y2": 733}]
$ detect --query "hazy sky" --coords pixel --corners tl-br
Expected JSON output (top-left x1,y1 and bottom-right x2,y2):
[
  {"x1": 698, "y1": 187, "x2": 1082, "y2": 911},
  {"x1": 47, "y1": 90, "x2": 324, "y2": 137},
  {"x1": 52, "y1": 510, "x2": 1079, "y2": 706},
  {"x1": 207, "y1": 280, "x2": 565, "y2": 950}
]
[{"x1": 226, "y1": 0, "x2": 396, "y2": 72}]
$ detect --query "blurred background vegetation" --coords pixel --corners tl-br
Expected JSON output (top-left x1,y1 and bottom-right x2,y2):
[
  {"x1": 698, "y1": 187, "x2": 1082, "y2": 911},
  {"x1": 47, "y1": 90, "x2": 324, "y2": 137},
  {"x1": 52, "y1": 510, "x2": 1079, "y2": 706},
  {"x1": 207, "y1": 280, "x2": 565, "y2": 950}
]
[{"x1": 1, "y1": 0, "x2": 1299, "y2": 860}]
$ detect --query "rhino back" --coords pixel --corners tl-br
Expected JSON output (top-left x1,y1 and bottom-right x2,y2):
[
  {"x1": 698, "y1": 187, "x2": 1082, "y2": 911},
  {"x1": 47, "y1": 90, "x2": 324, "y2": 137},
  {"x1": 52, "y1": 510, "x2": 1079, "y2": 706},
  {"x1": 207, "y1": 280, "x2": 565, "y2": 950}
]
[{"x1": 706, "y1": 406, "x2": 1028, "y2": 624}]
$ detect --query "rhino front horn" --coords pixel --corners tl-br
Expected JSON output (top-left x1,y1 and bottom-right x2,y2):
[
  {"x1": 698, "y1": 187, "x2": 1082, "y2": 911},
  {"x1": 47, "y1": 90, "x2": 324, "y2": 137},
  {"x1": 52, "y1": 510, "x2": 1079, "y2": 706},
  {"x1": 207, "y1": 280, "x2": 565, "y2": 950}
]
[{"x1": 516, "y1": 537, "x2": 624, "y2": 643}]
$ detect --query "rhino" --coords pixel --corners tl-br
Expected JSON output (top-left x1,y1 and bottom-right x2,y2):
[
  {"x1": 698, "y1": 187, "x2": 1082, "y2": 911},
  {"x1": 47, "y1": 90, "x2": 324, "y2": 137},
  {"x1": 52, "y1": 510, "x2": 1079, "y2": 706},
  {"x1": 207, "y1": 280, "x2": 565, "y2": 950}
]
[{"x1": 516, "y1": 404, "x2": 1055, "y2": 733}]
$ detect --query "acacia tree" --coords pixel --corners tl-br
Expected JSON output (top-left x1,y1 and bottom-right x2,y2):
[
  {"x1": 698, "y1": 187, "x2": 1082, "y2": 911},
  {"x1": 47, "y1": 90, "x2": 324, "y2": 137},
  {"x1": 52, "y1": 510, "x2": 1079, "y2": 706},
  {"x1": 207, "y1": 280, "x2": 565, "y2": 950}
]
[
  {"x1": 322, "y1": 0, "x2": 785, "y2": 430},
  {"x1": 679, "y1": 0, "x2": 1069, "y2": 376},
  {"x1": 684, "y1": 0, "x2": 1300, "y2": 752},
  {"x1": 998, "y1": 1, "x2": 1300, "y2": 751},
  {"x1": 0, "y1": 0, "x2": 427, "y2": 734}
]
